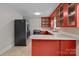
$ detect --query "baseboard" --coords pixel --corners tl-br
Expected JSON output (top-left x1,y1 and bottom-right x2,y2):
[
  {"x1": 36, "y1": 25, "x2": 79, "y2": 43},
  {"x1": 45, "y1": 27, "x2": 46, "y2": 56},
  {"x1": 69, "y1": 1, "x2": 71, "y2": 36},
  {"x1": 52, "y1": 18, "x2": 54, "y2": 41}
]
[{"x1": 0, "y1": 43, "x2": 14, "y2": 55}]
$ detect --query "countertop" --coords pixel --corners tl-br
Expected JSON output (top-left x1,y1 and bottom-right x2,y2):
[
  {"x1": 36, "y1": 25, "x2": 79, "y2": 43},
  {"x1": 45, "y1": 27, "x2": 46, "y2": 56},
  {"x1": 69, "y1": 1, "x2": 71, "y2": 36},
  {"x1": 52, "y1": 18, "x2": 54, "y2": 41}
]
[
  {"x1": 30, "y1": 29, "x2": 79, "y2": 40},
  {"x1": 30, "y1": 33, "x2": 76, "y2": 40}
]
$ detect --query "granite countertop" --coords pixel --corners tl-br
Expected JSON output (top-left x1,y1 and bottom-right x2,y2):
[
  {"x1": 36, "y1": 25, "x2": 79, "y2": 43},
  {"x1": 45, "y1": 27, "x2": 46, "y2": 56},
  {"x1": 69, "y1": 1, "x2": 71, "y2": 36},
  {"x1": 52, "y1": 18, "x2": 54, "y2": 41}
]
[
  {"x1": 30, "y1": 29, "x2": 79, "y2": 40},
  {"x1": 30, "y1": 33, "x2": 76, "y2": 40}
]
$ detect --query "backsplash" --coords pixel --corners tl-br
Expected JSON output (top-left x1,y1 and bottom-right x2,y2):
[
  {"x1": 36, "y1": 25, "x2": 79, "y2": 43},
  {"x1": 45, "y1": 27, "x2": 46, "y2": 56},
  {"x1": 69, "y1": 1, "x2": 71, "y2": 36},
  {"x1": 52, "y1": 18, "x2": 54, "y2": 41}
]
[{"x1": 61, "y1": 27, "x2": 79, "y2": 36}]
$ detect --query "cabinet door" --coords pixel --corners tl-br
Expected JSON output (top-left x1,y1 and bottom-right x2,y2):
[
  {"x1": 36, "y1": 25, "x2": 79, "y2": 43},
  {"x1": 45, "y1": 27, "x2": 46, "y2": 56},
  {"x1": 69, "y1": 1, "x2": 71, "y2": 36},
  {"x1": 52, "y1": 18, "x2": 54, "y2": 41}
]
[
  {"x1": 67, "y1": 3, "x2": 76, "y2": 27},
  {"x1": 41, "y1": 17, "x2": 50, "y2": 28},
  {"x1": 60, "y1": 40, "x2": 76, "y2": 56},
  {"x1": 32, "y1": 40, "x2": 60, "y2": 56}
]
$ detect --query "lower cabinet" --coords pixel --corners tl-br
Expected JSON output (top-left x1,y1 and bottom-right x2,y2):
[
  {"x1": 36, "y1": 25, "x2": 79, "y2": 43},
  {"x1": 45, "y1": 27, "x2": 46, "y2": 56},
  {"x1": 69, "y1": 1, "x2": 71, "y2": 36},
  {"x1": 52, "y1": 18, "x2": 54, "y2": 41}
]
[
  {"x1": 60, "y1": 40, "x2": 76, "y2": 56},
  {"x1": 32, "y1": 40, "x2": 60, "y2": 56},
  {"x1": 32, "y1": 39, "x2": 76, "y2": 56}
]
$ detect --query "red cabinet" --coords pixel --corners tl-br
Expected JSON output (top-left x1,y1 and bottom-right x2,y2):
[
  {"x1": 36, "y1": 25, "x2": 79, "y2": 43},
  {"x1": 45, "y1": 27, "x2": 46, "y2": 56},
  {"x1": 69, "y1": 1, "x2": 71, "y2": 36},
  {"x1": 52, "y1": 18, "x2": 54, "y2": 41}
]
[
  {"x1": 76, "y1": 4, "x2": 79, "y2": 27},
  {"x1": 41, "y1": 17, "x2": 51, "y2": 28},
  {"x1": 50, "y1": 3, "x2": 79, "y2": 27},
  {"x1": 32, "y1": 40, "x2": 60, "y2": 56},
  {"x1": 56, "y1": 10, "x2": 60, "y2": 27},
  {"x1": 60, "y1": 40, "x2": 76, "y2": 56},
  {"x1": 67, "y1": 4, "x2": 76, "y2": 27},
  {"x1": 32, "y1": 39, "x2": 76, "y2": 56}
]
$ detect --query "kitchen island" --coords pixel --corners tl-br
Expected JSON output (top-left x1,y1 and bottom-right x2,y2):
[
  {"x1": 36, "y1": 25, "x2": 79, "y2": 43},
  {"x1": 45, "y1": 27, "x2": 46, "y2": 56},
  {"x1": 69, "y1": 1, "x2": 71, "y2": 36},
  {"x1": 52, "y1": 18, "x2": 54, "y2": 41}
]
[{"x1": 30, "y1": 32, "x2": 76, "y2": 56}]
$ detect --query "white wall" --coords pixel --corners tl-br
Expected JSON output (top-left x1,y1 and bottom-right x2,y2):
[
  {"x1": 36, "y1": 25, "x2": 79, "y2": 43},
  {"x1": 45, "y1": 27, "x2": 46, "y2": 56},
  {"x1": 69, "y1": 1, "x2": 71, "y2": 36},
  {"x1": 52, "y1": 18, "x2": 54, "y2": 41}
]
[
  {"x1": 0, "y1": 4, "x2": 23, "y2": 55},
  {"x1": 28, "y1": 17, "x2": 41, "y2": 35}
]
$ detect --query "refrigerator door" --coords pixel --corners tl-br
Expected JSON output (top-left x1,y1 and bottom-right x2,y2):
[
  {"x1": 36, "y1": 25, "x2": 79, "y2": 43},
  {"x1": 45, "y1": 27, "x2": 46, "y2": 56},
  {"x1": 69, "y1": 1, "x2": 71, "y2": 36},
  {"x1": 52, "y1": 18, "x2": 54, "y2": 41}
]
[{"x1": 14, "y1": 19, "x2": 26, "y2": 46}]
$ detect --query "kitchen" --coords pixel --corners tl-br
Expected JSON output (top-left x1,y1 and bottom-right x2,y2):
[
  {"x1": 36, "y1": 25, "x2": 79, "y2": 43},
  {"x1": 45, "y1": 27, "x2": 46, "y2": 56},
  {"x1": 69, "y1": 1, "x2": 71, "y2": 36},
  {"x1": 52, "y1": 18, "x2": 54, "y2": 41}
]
[
  {"x1": 0, "y1": 3, "x2": 79, "y2": 56},
  {"x1": 31, "y1": 3, "x2": 79, "y2": 56}
]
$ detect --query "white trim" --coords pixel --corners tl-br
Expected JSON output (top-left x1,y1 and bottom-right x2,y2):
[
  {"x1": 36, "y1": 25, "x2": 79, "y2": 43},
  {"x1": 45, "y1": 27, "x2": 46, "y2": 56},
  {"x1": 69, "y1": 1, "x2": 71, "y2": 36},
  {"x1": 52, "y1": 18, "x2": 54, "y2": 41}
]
[{"x1": 0, "y1": 44, "x2": 14, "y2": 55}]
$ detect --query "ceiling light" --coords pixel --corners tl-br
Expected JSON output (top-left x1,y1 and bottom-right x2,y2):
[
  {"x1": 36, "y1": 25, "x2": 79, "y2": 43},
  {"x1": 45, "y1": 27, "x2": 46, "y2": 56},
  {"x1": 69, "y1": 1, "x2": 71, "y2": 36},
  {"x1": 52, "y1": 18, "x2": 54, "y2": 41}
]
[{"x1": 34, "y1": 12, "x2": 41, "y2": 15}]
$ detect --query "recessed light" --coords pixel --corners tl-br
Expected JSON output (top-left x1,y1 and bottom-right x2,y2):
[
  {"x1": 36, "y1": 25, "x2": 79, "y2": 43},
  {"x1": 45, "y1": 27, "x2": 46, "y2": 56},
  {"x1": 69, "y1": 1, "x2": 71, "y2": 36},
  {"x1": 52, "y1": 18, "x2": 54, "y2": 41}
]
[{"x1": 34, "y1": 12, "x2": 41, "y2": 15}]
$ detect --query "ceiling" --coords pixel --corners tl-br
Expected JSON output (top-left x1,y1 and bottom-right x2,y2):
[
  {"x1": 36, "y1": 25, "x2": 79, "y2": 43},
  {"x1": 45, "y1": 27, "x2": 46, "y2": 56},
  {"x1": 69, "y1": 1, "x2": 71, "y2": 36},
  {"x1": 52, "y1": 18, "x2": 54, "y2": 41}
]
[{"x1": 6, "y1": 3, "x2": 59, "y2": 18}]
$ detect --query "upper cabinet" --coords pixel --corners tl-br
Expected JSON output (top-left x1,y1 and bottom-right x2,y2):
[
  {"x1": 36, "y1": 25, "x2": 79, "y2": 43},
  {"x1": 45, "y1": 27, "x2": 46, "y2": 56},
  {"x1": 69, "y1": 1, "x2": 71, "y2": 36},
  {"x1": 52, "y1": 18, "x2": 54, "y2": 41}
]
[
  {"x1": 50, "y1": 3, "x2": 79, "y2": 27},
  {"x1": 41, "y1": 17, "x2": 51, "y2": 28},
  {"x1": 56, "y1": 4, "x2": 66, "y2": 27},
  {"x1": 60, "y1": 4, "x2": 64, "y2": 26},
  {"x1": 56, "y1": 9, "x2": 60, "y2": 27},
  {"x1": 67, "y1": 3, "x2": 76, "y2": 26}
]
